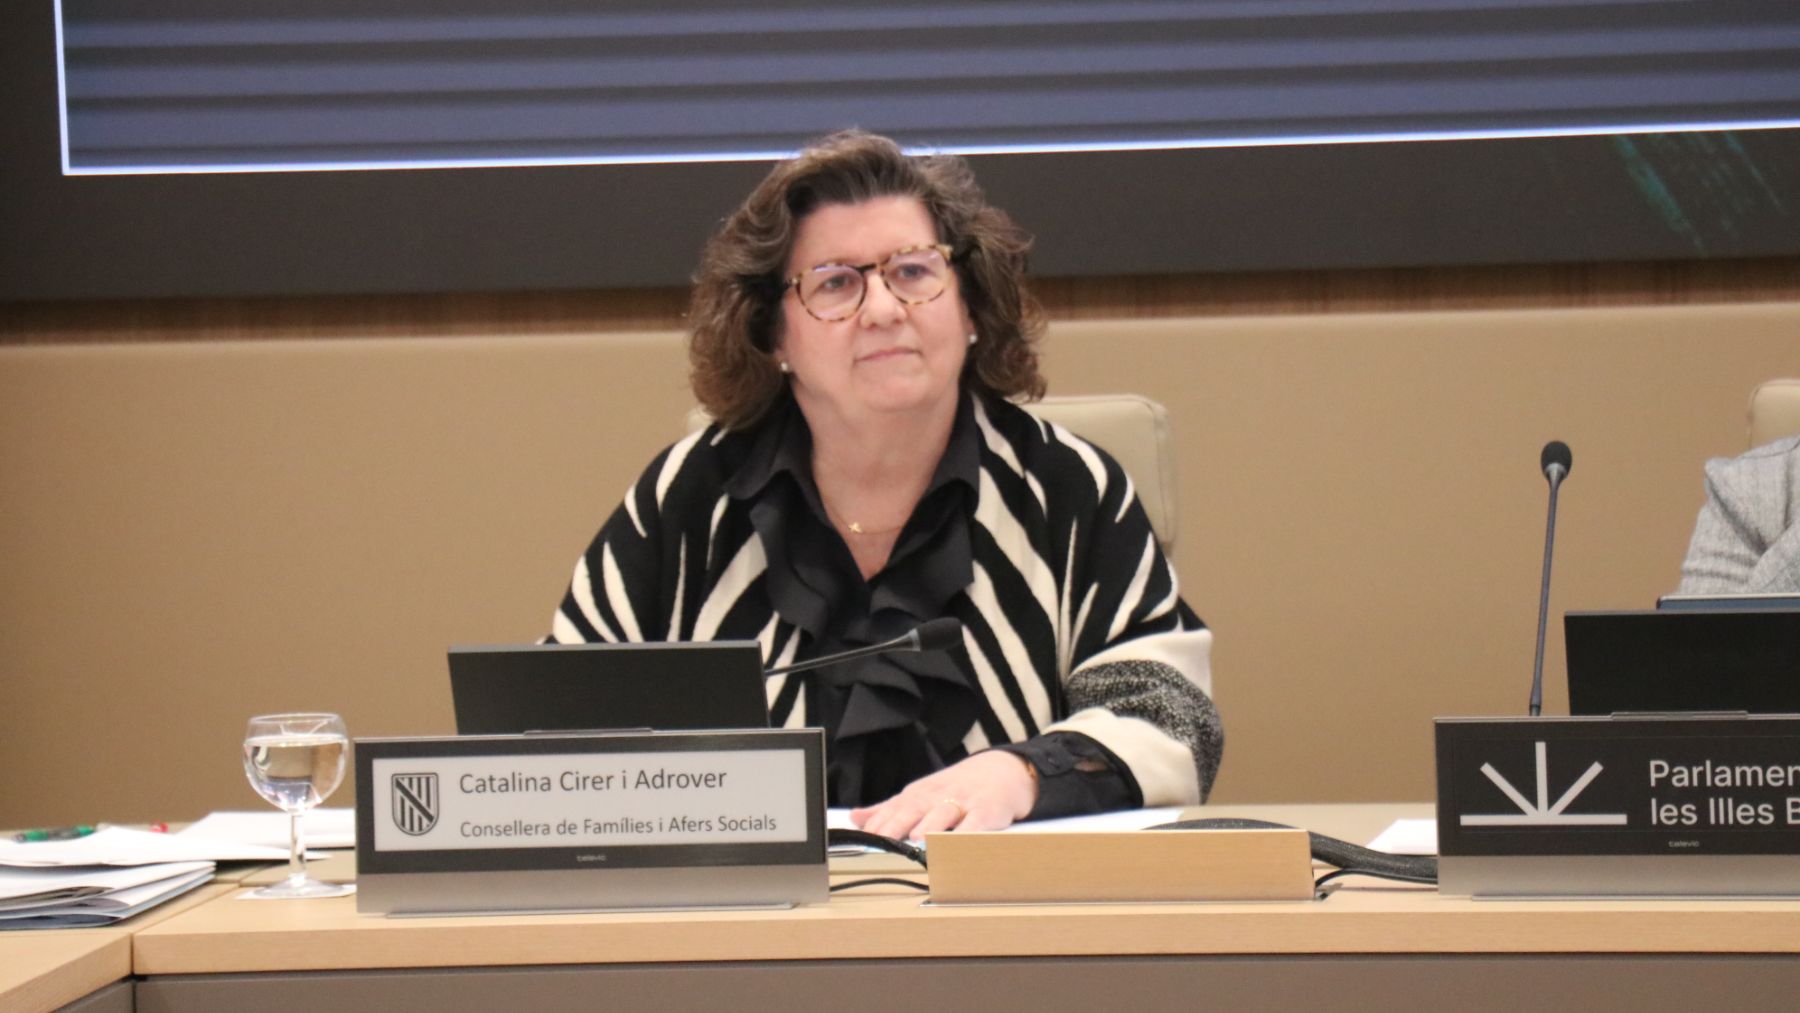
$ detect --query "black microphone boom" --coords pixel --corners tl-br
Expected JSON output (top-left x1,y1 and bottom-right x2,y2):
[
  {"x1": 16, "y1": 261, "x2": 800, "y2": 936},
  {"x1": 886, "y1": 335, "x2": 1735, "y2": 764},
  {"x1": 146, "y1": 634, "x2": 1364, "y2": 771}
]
[
  {"x1": 911, "y1": 617, "x2": 964, "y2": 653},
  {"x1": 764, "y1": 618, "x2": 966, "y2": 679},
  {"x1": 1528, "y1": 441, "x2": 1573, "y2": 717}
]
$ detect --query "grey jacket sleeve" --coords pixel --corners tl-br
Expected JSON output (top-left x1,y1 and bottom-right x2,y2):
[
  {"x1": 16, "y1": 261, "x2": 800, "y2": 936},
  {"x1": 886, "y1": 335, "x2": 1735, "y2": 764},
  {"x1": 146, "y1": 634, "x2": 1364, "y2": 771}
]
[{"x1": 1676, "y1": 436, "x2": 1800, "y2": 594}]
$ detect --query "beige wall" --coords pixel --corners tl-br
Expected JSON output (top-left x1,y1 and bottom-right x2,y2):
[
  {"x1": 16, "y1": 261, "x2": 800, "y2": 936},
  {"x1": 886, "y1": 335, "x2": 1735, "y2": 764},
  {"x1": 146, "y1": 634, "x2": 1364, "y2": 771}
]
[
  {"x1": 1, "y1": 274, "x2": 1797, "y2": 827},
  {"x1": 1056, "y1": 308, "x2": 1794, "y2": 805}
]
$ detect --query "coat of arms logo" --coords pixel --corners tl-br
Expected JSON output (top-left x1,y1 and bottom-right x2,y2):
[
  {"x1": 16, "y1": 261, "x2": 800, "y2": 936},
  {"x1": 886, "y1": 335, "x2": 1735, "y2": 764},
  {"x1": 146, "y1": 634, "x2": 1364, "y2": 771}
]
[{"x1": 391, "y1": 772, "x2": 439, "y2": 835}]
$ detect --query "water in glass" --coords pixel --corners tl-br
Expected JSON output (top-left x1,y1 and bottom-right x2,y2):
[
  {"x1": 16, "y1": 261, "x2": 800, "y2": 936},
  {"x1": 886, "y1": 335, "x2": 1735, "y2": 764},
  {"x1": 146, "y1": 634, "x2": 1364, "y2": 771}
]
[{"x1": 241, "y1": 712, "x2": 353, "y2": 899}]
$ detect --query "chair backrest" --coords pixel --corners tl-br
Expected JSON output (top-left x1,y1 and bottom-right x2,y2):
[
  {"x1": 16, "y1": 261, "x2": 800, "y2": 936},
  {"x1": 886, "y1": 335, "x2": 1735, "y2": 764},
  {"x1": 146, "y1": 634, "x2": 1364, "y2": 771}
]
[
  {"x1": 1020, "y1": 394, "x2": 1178, "y2": 553},
  {"x1": 685, "y1": 393, "x2": 1179, "y2": 552},
  {"x1": 1749, "y1": 379, "x2": 1800, "y2": 448}
]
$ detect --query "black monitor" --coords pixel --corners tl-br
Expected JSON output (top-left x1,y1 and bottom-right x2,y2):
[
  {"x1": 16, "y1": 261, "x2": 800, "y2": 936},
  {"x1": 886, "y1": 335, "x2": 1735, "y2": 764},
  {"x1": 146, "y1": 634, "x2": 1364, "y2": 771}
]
[
  {"x1": 448, "y1": 642, "x2": 770, "y2": 735},
  {"x1": 1656, "y1": 593, "x2": 1800, "y2": 612},
  {"x1": 1564, "y1": 608, "x2": 1800, "y2": 716}
]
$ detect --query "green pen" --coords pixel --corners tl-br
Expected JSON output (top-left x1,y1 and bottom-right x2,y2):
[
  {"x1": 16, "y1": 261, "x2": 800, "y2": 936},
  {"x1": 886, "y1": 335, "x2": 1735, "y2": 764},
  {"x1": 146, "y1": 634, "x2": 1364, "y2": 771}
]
[{"x1": 12, "y1": 824, "x2": 97, "y2": 843}]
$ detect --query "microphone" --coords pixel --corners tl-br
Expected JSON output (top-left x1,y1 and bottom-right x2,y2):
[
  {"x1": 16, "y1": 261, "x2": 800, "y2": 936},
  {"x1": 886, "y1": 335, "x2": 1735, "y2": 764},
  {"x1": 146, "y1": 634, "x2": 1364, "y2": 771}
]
[
  {"x1": 764, "y1": 618, "x2": 964, "y2": 679},
  {"x1": 1528, "y1": 440, "x2": 1573, "y2": 717},
  {"x1": 1541, "y1": 440, "x2": 1572, "y2": 486}
]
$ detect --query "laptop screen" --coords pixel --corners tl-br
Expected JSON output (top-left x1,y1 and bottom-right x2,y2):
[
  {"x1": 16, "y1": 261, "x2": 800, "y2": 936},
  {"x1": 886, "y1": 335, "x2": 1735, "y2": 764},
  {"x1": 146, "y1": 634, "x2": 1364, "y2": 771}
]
[
  {"x1": 1564, "y1": 608, "x2": 1800, "y2": 716},
  {"x1": 448, "y1": 641, "x2": 770, "y2": 735}
]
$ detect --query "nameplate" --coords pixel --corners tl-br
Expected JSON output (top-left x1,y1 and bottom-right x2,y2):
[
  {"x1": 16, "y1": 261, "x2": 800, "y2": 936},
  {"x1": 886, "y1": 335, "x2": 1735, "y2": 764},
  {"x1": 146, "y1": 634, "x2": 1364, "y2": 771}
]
[
  {"x1": 1436, "y1": 715, "x2": 1800, "y2": 897},
  {"x1": 926, "y1": 829, "x2": 1315, "y2": 904},
  {"x1": 354, "y1": 728, "x2": 827, "y2": 915}
]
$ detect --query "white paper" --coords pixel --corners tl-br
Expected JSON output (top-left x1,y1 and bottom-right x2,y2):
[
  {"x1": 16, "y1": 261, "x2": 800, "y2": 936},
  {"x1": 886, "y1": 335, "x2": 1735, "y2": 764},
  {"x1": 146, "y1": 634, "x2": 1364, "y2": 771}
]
[
  {"x1": 0, "y1": 868, "x2": 213, "y2": 929},
  {"x1": 64, "y1": 866, "x2": 214, "y2": 912},
  {"x1": 0, "y1": 827, "x2": 291, "y2": 868},
  {"x1": 1004, "y1": 806, "x2": 1189, "y2": 833},
  {"x1": 0, "y1": 862, "x2": 213, "y2": 911},
  {"x1": 179, "y1": 809, "x2": 355, "y2": 850},
  {"x1": 826, "y1": 805, "x2": 1189, "y2": 842},
  {"x1": 0, "y1": 860, "x2": 204, "y2": 904},
  {"x1": 1368, "y1": 818, "x2": 1438, "y2": 855}
]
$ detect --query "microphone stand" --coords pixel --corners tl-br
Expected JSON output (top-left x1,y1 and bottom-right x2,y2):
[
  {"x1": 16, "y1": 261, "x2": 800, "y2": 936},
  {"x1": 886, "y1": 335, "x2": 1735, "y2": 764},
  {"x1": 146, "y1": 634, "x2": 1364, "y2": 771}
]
[
  {"x1": 764, "y1": 631, "x2": 918, "y2": 679},
  {"x1": 1529, "y1": 462, "x2": 1568, "y2": 717}
]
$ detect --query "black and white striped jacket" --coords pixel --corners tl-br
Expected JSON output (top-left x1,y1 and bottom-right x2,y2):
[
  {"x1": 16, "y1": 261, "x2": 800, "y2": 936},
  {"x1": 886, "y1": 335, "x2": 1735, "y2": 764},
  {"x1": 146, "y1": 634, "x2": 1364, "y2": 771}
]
[{"x1": 549, "y1": 394, "x2": 1221, "y2": 804}]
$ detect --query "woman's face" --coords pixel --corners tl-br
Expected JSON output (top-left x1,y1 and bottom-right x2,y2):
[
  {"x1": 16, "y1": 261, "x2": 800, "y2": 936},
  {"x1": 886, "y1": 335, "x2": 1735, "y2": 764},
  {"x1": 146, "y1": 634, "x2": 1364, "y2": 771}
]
[{"x1": 775, "y1": 196, "x2": 974, "y2": 429}]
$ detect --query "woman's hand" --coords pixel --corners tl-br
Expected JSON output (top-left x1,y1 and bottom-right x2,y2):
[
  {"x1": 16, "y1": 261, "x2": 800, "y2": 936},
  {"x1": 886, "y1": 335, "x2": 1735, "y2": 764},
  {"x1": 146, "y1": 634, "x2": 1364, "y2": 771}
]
[{"x1": 850, "y1": 750, "x2": 1038, "y2": 841}]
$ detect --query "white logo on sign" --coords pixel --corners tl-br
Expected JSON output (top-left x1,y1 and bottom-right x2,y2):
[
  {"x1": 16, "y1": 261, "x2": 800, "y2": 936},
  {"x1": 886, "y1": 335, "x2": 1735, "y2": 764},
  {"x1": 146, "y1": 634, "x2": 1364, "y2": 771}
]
[{"x1": 1459, "y1": 741, "x2": 1628, "y2": 827}]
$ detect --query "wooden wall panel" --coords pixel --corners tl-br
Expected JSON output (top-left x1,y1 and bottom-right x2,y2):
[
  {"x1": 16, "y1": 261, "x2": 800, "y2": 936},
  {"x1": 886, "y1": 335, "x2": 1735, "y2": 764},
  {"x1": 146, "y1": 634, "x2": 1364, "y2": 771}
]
[
  {"x1": 4, "y1": 258, "x2": 1799, "y2": 345},
  {"x1": 3, "y1": 261, "x2": 1798, "y2": 821},
  {"x1": 3, "y1": 302, "x2": 1797, "y2": 822}
]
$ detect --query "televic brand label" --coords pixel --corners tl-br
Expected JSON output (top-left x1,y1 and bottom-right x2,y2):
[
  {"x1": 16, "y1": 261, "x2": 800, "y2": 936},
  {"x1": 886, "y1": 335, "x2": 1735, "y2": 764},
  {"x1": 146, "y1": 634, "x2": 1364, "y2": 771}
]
[{"x1": 370, "y1": 749, "x2": 808, "y2": 851}]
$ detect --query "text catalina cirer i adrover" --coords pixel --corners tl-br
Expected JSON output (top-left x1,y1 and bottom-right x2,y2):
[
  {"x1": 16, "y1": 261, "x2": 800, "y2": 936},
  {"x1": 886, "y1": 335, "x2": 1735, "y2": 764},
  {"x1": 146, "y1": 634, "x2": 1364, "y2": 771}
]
[{"x1": 458, "y1": 768, "x2": 732, "y2": 794}]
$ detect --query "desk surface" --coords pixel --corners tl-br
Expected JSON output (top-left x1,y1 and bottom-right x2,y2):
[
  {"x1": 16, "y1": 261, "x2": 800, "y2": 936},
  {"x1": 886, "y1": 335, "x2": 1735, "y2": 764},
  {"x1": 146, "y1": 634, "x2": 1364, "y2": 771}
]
[
  {"x1": 0, "y1": 885, "x2": 227, "y2": 1013},
  {"x1": 24, "y1": 804, "x2": 1800, "y2": 1007},
  {"x1": 133, "y1": 874, "x2": 1800, "y2": 976},
  {"x1": 4, "y1": 805, "x2": 1792, "y2": 1013},
  {"x1": 0, "y1": 850, "x2": 296, "y2": 1013},
  {"x1": 130, "y1": 802, "x2": 1800, "y2": 977},
  {"x1": 0, "y1": 932, "x2": 126, "y2": 1013}
]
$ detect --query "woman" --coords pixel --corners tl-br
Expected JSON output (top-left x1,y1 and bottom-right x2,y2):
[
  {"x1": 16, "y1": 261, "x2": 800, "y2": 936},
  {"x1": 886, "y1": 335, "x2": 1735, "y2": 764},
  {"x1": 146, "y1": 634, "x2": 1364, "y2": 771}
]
[
  {"x1": 1677, "y1": 434, "x2": 1800, "y2": 594},
  {"x1": 548, "y1": 130, "x2": 1220, "y2": 840}
]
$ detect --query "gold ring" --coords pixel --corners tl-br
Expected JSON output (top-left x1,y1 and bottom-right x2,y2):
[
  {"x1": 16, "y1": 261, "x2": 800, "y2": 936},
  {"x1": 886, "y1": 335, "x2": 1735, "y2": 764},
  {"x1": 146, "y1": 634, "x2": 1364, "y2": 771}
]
[{"x1": 940, "y1": 798, "x2": 965, "y2": 815}]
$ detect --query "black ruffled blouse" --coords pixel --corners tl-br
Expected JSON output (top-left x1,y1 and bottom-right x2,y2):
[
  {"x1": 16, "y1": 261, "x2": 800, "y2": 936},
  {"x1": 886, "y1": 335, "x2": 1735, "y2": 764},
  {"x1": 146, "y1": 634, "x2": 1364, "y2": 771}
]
[{"x1": 724, "y1": 392, "x2": 1136, "y2": 815}]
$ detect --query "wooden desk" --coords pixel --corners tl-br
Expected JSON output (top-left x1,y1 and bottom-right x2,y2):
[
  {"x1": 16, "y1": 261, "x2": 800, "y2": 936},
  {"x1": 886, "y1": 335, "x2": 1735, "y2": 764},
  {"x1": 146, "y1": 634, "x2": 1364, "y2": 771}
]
[
  {"x1": 0, "y1": 886, "x2": 226, "y2": 1013},
  {"x1": 0, "y1": 932, "x2": 127, "y2": 1013},
  {"x1": 0, "y1": 845, "x2": 340, "y2": 1012},
  {"x1": 125, "y1": 805, "x2": 1800, "y2": 1013}
]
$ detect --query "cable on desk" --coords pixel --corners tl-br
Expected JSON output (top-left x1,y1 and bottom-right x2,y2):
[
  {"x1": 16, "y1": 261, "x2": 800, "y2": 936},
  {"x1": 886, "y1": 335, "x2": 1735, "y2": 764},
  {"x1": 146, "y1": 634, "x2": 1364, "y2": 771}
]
[
  {"x1": 1312, "y1": 866, "x2": 1437, "y2": 891},
  {"x1": 1147, "y1": 817, "x2": 1438, "y2": 895},
  {"x1": 827, "y1": 828, "x2": 928, "y2": 868},
  {"x1": 829, "y1": 877, "x2": 931, "y2": 894}
]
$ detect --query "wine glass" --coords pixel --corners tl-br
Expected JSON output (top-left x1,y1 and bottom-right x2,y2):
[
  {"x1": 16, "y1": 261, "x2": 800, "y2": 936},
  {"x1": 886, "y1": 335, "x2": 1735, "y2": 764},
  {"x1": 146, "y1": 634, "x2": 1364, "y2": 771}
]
[{"x1": 242, "y1": 712, "x2": 353, "y2": 899}]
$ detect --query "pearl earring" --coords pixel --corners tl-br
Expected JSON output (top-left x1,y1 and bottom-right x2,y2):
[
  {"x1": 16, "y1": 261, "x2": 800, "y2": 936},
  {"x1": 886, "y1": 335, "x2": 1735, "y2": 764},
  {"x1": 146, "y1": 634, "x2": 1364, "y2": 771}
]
[
  {"x1": 967, "y1": 333, "x2": 978, "y2": 346},
  {"x1": 778, "y1": 360, "x2": 791, "y2": 374}
]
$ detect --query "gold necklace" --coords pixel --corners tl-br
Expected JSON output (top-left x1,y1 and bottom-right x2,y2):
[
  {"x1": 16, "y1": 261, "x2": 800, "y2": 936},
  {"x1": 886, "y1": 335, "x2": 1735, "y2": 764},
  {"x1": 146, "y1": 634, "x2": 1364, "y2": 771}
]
[{"x1": 822, "y1": 500, "x2": 907, "y2": 537}]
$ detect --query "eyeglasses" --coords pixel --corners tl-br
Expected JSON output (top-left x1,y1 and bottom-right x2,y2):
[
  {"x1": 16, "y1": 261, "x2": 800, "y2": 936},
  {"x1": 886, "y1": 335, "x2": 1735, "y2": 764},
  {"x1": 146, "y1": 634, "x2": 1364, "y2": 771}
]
[{"x1": 784, "y1": 243, "x2": 955, "y2": 322}]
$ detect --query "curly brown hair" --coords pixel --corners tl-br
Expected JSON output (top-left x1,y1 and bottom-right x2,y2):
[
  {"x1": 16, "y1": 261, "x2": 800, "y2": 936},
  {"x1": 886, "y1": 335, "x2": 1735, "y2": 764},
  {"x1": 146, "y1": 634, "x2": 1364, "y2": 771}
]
[{"x1": 688, "y1": 130, "x2": 1046, "y2": 429}]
